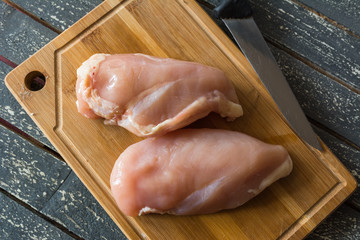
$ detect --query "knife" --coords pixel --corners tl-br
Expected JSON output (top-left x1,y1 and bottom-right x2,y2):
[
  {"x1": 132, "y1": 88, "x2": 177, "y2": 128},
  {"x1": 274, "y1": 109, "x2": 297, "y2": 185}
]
[{"x1": 214, "y1": 0, "x2": 322, "y2": 150}]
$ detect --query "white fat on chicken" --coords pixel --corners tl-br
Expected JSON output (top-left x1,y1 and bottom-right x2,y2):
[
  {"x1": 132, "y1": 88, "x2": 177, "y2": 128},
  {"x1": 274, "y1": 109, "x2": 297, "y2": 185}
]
[
  {"x1": 76, "y1": 54, "x2": 243, "y2": 137},
  {"x1": 110, "y1": 128, "x2": 293, "y2": 216}
]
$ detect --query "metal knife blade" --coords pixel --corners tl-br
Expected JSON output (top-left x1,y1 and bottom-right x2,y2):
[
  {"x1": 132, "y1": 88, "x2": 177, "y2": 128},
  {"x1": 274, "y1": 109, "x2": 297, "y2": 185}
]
[{"x1": 215, "y1": 1, "x2": 322, "y2": 150}]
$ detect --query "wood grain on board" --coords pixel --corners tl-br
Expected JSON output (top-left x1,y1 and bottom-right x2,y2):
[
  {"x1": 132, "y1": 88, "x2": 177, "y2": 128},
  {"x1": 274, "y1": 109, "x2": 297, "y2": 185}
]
[{"x1": 4, "y1": 0, "x2": 357, "y2": 239}]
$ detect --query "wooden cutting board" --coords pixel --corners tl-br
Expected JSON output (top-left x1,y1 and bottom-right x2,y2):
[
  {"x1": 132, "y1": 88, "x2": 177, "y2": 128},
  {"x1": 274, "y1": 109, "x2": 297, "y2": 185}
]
[{"x1": 5, "y1": 0, "x2": 356, "y2": 239}]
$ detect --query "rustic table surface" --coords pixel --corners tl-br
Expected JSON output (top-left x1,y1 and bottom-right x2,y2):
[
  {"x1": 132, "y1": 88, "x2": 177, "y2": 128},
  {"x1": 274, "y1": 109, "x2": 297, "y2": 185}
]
[{"x1": 0, "y1": 0, "x2": 359, "y2": 239}]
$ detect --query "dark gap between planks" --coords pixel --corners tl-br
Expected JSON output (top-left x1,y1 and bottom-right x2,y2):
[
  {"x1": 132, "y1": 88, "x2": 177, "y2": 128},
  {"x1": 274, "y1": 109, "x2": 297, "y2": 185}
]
[
  {"x1": 1, "y1": 0, "x2": 62, "y2": 34},
  {"x1": 0, "y1": 54, "x2": 17, "y2": 68},
  {"x1": 0, "y1": 117, "x2": 65, "y2": 162},
  {"x1": 307, "y1": 116, "x2": 360, "y2": 151},
  {"x1": 347, "y1": 199, "x2": 360, "y2": 212},
  {"x1": 0, "y1": 186, "x2": 85, "y2": 240},
  {"x1": 268, "y1": 40, "x2": 360, "y2": 95},
  {"x1": 292, "y1": 0, "x2": 360, "y2": 40}
]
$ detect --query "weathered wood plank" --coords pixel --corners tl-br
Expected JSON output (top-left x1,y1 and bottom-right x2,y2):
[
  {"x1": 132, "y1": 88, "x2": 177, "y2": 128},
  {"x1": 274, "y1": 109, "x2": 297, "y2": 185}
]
[
  {"x1": 247, "y1": 0, "x2": 360, "y2": 90},
  {"x1": 269, "y1": 44, "x2": 360, "y2": 146},
  {"x1": 298, "y1": 0, "x2": 360, "y2": 36},
  {"x1": 0, "y1": 2, "x2": 57, "y2": 64},
  {"x1": 9, "y1": 0, "x2": 102, "y2": 31},
  {"x1": 41, "y1": 171, "x2": 126, "y2": 240},
  {"x1": 314, "y1": 126, "x2": 360, "y2": 209},
  {"x1": 305, "y1": 204, "x2": 360, "y2": 240},
  {"x1": 0, "y1": 192, "x2": 75, "y2": 240},
  {"x1": 0, "y1": 124, "x2": 71, "y2": 210}
]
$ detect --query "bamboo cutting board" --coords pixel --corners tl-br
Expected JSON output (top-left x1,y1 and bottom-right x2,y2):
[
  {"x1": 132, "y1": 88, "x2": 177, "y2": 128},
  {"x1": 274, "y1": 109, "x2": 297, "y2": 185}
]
[{"x1": 5, "y1": 0, "x2": 356, "y2": 239}]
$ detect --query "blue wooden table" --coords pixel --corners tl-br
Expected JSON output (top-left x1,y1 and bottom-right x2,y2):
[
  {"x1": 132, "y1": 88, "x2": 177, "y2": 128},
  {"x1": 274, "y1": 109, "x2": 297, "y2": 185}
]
[{"x1": 0, "y1": 0, "x2": 359, "y2": 239}]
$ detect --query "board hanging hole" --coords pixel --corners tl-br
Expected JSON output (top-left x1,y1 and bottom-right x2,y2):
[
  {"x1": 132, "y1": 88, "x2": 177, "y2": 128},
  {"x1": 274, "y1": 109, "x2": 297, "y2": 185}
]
[{"x1": 25, "y1": 71, "x2": 46, "y2": 91}]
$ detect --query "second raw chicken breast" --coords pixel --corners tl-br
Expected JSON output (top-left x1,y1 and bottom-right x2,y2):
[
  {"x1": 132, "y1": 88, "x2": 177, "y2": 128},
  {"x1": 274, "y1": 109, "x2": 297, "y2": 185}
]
[
  {"x1": 76, "y1": 54, "x2": 243, "y2": 137},
  {"x1": 110, "y1": 128, "x2": 293, "y2": 216}
]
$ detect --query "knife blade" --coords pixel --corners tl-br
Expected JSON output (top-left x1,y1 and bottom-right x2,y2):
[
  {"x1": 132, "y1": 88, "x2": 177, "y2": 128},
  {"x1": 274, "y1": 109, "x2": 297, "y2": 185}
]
[{"x1": 214, "y1": 0, "x2": 322, "y2": 150}]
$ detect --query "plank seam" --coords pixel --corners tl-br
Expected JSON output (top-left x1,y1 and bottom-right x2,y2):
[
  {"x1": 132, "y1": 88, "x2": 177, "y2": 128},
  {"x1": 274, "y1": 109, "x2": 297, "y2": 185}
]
[
  {"x1": 39, "y1": 170, "x2": 73, "y2": 213},
  {"x1": 347, "y1": 200, "x2": 360, "y2": 212},
  {"x1": 292, "y1": 0, "x2": 360, "y2": 40},
  {"x1": 0, "y1": 186, "x2": 84, "y2": 240},
  {"x1": 1, "y1": 0, "x2": 62, "y2": 34},
  {"x1": 267, "y1": 37, "x2": 360, "y2": 95},
  {"x1": 308, "y1": 116, "x2": 360, "y2": 151},
  {"x1": 0, "y1": 54, "x2": 18, "y2": 68},
  {"x1": 0, "y1": 117, "x2": 65, "y2": 162}
]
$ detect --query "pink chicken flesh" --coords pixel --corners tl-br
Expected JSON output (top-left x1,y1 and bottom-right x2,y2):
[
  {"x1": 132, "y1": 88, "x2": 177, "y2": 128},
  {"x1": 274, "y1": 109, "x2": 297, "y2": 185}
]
[
  {"x1": 76, "y1": 54, "x2": 243, "y2": 137},
  {"x1": 110, "y1": 128, "x2": 293, "y2": 216}
]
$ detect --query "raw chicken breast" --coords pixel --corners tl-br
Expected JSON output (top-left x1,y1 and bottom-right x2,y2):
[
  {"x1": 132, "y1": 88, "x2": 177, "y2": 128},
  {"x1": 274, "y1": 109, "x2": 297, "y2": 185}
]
[
  {"x1": 76, "y1": 54, "x2": 243, "y2": 137},
  {"x1": 110, "y1": 128, "x2": 292, "y2": 216}
]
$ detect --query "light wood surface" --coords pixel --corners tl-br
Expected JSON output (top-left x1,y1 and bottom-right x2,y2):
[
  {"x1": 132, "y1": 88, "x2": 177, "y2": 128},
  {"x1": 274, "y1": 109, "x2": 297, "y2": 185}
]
[{"x1": 4, "y1": 0, "x2": 356, "y2": 239}]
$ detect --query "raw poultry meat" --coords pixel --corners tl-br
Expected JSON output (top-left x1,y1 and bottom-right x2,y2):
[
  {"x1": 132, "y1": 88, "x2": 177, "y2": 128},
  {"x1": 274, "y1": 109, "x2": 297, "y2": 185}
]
[
  {"x1": 110, "y1": 128, "x2": 292, "y2": 216},
  {"x1": 76, "y1": 54, "x2": 243, "y2": 137}
]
